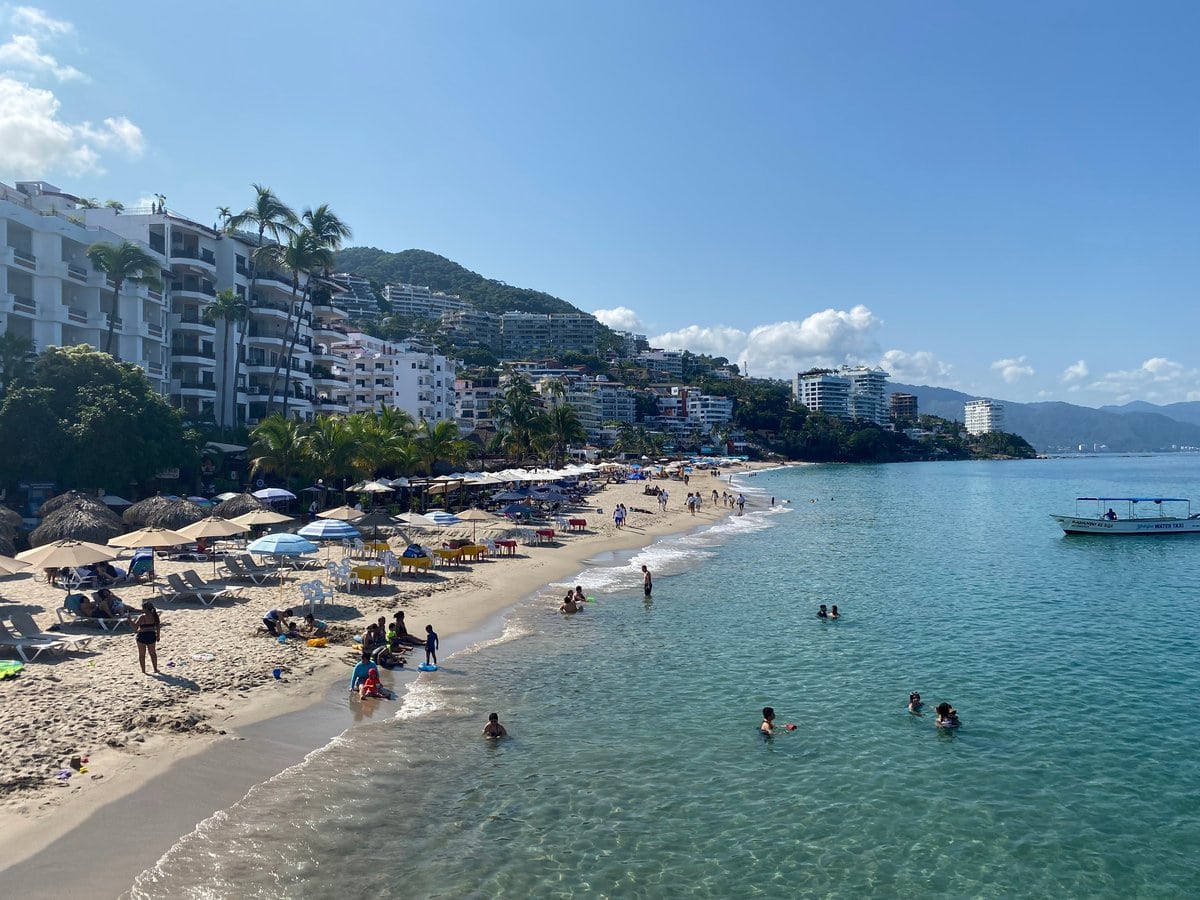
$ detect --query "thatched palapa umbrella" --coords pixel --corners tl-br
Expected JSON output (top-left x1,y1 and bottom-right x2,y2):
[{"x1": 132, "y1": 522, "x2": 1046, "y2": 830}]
[
  {"x1": 30, "y1": 505, "x2": 125, "y2": 547},
  {"x1": 0, "y1": 506, "x2": 23, "y2": 531},
  {"x1": 213, "y1": 493, "x2": 266, "y2": 520},
  {"x1": 0, "y1": 534, "x2": 16, "y2": 558},
  {"x1": 123, "y1": 496, "x2": 206, "y2": 530}
]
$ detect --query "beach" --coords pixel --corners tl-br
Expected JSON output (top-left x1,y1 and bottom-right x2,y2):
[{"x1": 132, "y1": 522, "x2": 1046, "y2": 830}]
[{"x1": 0, "y1": 468, "x2": 767, "y2": 897}]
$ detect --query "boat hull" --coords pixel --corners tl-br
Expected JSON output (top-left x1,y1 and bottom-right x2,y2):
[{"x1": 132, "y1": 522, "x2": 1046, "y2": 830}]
[{"x1": 1050, "y1": 514, "x2": 1200, "y2": 535}]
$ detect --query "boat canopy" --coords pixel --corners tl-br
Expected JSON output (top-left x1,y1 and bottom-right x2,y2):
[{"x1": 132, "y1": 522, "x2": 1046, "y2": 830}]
[{"x1": 1076, "y1": 497, "x2": 1189, "y2": 503}]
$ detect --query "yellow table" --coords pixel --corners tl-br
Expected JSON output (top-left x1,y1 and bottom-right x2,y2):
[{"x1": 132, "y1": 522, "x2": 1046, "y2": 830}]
[
  {"x1": 433, "y1": 548, "x2": 463, "y2": 566},
  {"x1": 351, "y1": 564, "x2": 385, "y2": 586},
  {"x1": 458, "y1": 544, "x2": 487, "y2": 561},
  {"x1": 401, "y1": 556, "x2": 432, "y2": 574},
  {"x1": 364, "y1": 541, "x2": 390, "y2": 555}
]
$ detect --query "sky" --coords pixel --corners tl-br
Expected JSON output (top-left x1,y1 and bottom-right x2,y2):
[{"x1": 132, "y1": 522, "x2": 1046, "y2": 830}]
[{"x1": 1, "y1": 1, "x2": 1197, "y2": 406}]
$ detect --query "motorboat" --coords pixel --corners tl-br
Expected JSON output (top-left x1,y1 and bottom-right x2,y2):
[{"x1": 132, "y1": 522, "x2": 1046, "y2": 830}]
[{"x1": 1051, "y1": 497, "x2": 1200, "y2": 535}]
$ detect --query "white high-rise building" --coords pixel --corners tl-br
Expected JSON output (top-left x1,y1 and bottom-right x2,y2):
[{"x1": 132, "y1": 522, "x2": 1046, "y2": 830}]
[
  {"x1": 1, "y1": 181, "x2": 169, "y2": 395},
  {"x1": 334, "y1": 332, "x2": 457, "y2": 422},
  {"x1": 964, "y1": 399, "x2": 1005, "y2": 435},
  {"x1": 383, "y1": 283, "x2": 468, "y2": 320},
  {"x1": 845, "y1": 366, "x2": 889, "y2": 425},
  {"x1": 793, "y1": 366, "x2": 889, "y2": 424},
  {"x1": 794, "y1": 371, "x2": 851, "y2": 419}
]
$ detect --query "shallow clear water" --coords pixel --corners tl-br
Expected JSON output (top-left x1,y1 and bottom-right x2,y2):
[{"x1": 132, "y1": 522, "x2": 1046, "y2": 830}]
[{"x1": 131, "y1": 456, "x2": 1200, "y2": 898}]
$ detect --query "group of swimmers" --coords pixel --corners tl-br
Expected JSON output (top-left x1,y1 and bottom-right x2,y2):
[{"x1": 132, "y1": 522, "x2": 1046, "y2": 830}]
[
  {"x1": 817, "y1": 604, "x2": 839, "y2": 619},
  {"x1": 908, "y1": 692, "x2": 960, "y2": 728},
  {"x1": 560, "y1": 586, "x2": 588, "y2": 613}
]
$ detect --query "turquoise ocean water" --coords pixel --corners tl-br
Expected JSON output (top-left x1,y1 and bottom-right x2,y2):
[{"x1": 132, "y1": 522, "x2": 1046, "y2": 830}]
[{"x1": 130, "y1": 456, "x2": 1200, "y2": 898}]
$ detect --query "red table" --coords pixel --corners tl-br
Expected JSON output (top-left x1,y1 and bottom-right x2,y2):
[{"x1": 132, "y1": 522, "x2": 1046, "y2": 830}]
[
  {"x1": 534, "y1": 529, "x2": 556, "y2": 544},
  {"x1": 568, "y1": 518, "x2": 587, "y2": 531},
  {"x1": 493, "y1": 540, "x2": 517, "y2": 556}
]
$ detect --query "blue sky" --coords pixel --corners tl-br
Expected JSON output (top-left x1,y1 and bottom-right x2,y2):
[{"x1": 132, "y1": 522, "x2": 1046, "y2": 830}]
[{"x1": 1, "y1": 1, "x2": 1197, "y2": 406}]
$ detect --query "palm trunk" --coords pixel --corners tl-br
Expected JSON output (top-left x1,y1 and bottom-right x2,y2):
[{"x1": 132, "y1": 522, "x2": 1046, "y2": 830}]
[
  {"x1": 234, "y1": 317, "x2": 248, "y2": 425},
  {"x1": 280, "y1": 277, "x2": 309, "y2": 419},
  {"x1": 104, "y1": 282, "x2": 121, "y2": 355},
  {"x1": 265, "y1": 279, "x2": 296, "y2": 418},
  {"x1": 220, "y1": 320, "x2": 232, "y2": 428}
]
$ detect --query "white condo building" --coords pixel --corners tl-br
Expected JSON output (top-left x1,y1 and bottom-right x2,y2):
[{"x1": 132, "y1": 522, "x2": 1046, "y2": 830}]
[
  {"x1": 793, "y1": 366, "x2": 889, "y2": 424},
  {"x1": 383, "y1": 283, "x2": 468, "y2": 320},
  {"x1": 964, "y1": 399, "x2": 1005, "y2": 435},
  {"x1": 333, "y1": 332, "x2": 457, "y2": 422},
  {"x1": 1, "y1": 181, "x2": 169, "y2": 395}
]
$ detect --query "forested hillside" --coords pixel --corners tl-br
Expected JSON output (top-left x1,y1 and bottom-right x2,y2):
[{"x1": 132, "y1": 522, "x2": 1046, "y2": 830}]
[{"x1": 335, "y1": 248, "x2": 583, "y2": 315}]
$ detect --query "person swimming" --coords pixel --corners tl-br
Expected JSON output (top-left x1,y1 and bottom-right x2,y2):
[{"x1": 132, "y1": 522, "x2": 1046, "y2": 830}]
[
  {"x1": 908, "y1": 692, "x2": 923, "y2": 713},
  {"x1": 935, "y1": 702, "x2": 960, "y2": 728},
  {"x1": 760, "y1": 706, "x2": 776, "y2": 735},
  {"x1": 830, "y1": 605, "x2": 839, "y2": 619},
  {"x1": 560, "y1": 592, "x2": 580, "y2": 614},
  {"x1": 817, "y1": 604, "x2": 828, "y2": 619}
]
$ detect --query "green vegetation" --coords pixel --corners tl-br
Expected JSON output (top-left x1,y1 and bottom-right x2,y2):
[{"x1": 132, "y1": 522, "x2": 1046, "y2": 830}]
[
  {"x1": 0, "y1": 346, "x2": 193, "y2": 493},
  {"x1": 336, "y1": 247, "x2": 582, "y2": 316},
  {"x1": 85, "y1": 240, "x2": 162, "y2": 356}
]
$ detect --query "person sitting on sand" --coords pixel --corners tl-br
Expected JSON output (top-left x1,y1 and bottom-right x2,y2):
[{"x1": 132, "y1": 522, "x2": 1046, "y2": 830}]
[
  {"x1": 817, "y1": 604, "x2": 828, "y2": 619},
  {"x1": 390, "y1": 611, "x2": 424, "y2": 647},
  {"x1": 761, "y1": 706, "x2": 776, "y2": 735},
  {"x1": 285, "y1": 620, "x2": 304, "y2": 639},
  {"x1": 483, "y1": 712, "x2": 508, "y2": 739},
  {"x1": 935, "y1": 702, "x2": 960, "y2": 728},
  {"x1": 302, "y1": 613, "x2": 328, "y2": 637},
  {"x1": 349, "y1": 653, "x2": 378, "y2": 693},
  {"x1": 908, "y1": 692, "x2": 923, "y2": 713},
  {"x1": 359, "y1": 667, "x2": 385, "y2": 700},
  {"x1": 262, "y1": 607, "x2": 293, "y2": 637},
  {"x1": 560, "y1": 594, "x2": 580, "y2": 614}
]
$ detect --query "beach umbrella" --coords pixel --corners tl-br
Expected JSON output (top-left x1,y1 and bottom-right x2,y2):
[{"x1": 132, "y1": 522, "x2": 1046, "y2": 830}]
[
  {"x1": 493, "y1": 489, "x2": 533, "y2": 501},
  {"x1": 0, "y1": 534, "x2": 15, "y2": 558},
  {"x1": 232, "y1": 509, "x2": 294, "y2": 527},
  {"x1": 423, "y1": 511, "x2": 462, "y2": 527},
  {"x1": 247, "y1": 533, "x2": 318, "y2": 555},
  {"x1": 17, "y1": 539, "x2": 115, "y2": 570},
  {"x1": 186, "y1": 496, "x2": 215, "y2": 508},
  {"x1": 317, "y1": 505, "x2": 364, "y2": 522},
  {"x1": 297, "y1": 520, "x2": 360, "y2": 541},
  {"x1": 178, "y1": 516, "x2": 251, "y2": 576},
  {"x1": 346, "y1": 480, "x2": 369, "y2": 492},
  {"x1": 501, "y1": 504, "x2": 536, "y2": 520},
  {"x1": 388, "y1": 477, "x2": 410, "y2": 488},
  {"x1": 213, "y1": 492, "x2": 240, "y2": 502},
  {"x1": 253, "y1": 487, "x2": 297, "y2": 503},
  {"x1": 100, "y1": 494, "x2": 133, "y2": 508},
  {"x1": 29, "y1": 505, "x2": 125, "y2": 547},
  {"x1": 213, "y1": 493, "x2": 265, "y2": 519},
  {"x1": 360, "y1": 481, "x2": 395, "y2": 494},
  {"x1": 38, "y1": 491, "x2": 111, "y2": 518},
  {"x1": 395, "y1": 512, "x2": 435, "y2": 528},
  {"x1": 108, "y1": 526, "x2": 191, "y2": 549},
  {"x1": 454, "y1": 508, "x2": 500, "y2": 541},
  {"x1": 0, "y1": 554, "x2": 29, "y2": 576}
]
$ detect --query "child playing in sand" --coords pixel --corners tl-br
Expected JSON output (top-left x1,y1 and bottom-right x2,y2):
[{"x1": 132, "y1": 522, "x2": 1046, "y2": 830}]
[{"x1": 425, "y1": 624, "x2": 439, "y2": 666}]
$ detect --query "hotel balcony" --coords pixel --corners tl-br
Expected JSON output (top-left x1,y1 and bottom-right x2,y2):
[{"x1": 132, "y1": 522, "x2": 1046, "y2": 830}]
[
  {"x1": 173, "y1": 380, "x2": 218, "y2": 399},
  {"x1": 169, "y1": 246, "x2": 217, "y2": 273},
  {"x1": 1, "y1": 246, "x2": 37, "y2": 271},
  {"x1": 170, "y1": 312, "x2": 216, "y2": 336},
  {"x1": 171, "y1": 277, "x2": 216, "y2": 300},
  {"x1": 313, "y1": 397, "x2": 350, "y2": 415},
  {"x1": 170, "y1": 344, "x2": 216, "y2": 364}
]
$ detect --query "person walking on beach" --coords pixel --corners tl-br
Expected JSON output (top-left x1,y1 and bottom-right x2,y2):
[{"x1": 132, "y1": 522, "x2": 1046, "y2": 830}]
[
  {"x1": 642, "y1": 564, "x2": 653, "y2": 597},
  {"x1": 424, "y1": 624, "x2": 439, "y2": 666},
  {"x1": 483, "y1": 712, "x2": 508, "y2": 739},
  {"x1": 736, "y1": 494, "x2": 746, "y2": 514},
  {"x1": 133, "y1": 601, "x2": 161, "y2": 674}
]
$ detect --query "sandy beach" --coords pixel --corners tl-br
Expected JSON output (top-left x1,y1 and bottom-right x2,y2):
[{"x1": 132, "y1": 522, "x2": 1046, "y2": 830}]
[{"x1": 0, "y1": 467, "x2": 771, "y2": 897}]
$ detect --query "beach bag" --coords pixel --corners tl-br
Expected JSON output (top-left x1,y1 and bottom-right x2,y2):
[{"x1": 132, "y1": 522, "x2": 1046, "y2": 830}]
[
  {"x1": 402, "y1": 544, "x2": 424, "y2": 558},
  {"x1": 307, "y1": 637, "x2": 328, "y2": 648}
]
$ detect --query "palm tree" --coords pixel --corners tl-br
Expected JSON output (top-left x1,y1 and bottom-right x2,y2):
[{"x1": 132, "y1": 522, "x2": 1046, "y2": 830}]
[
  {"x1": 301, "y1": 416, "x2": 359, "y2": 485},
  {"x1": 203, "y1": 288, "x2": 249, "y2": 426},
  {"x1": 534, "y1": 403, "x2": 587, "y2": 468},
  {"x1": 226, "y1": 186, "x2": 299, "y2": 411},
  {"x1": 215, "y1": 206, "x2": 232, "y2": 230},
  {"x1": 77, "y1": 197, "x2": 100, "y2": 209},
  {"x1": 302, "y1": 203, "x2": 353, "y2": 270},
  {"x1": 491, "y1": 379, "x2": 540, "y2": 463},
  {"x1": 414, "y1": 419, "x2": 471, "y2": 476},
  {"x1": 0, "y1": 332, "x2": 36, "y2": 396},
  {"x1": 271, "y1": 229, "x2": 332, "y2": 416},
  {"x1": 103, "y1": 199, "x2": 124, "y2": 212},
  {"x1": 249, "y1": 413, "x2": 305, "y2": 486},
  {"x1": 86, "y1": 240, "x2": 162, "y2": 356}
]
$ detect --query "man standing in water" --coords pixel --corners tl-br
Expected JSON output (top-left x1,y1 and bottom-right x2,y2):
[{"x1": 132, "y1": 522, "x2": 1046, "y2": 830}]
[{"x1": 642, "y1": 564, "x2": 653, "y2": 597}]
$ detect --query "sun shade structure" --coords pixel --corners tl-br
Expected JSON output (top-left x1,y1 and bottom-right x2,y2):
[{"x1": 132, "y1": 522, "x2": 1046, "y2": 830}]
[
  {"x1": 37, "y1": 491, "x2": 113, "y2": 519},
  {"x1": 317, "y1": 505, "x2": 364, "y2": 522},
  {"x1": 213, "y1": 493, "x2": 266, "y2": 519},
  {"x1": 29, "y1": 504, "x2": 125, "y2": 547},
  {"x1": 177, "y1": 516, "x2": 249, "y2": 540},
  {"x1": 253, "y1": 488, "x2": 297, "y2": 503},
  {"x1": 231, "y1": 509, "x2": 295, "y2": 527},
  {"x1": 123, "y1": 496, "x2": 207, "y2": 530},
  {"x1": 297, "y1": 520, "x2": 360, "y2": 541},
  {"x1": 246, "y1": 534, "x2": 318, "y2": 556},
  {"x1": 0, "y1": 554, "x2": 30, "y2": 576},
  {"x1": 17, "y1": 539, "x2": 116, "y2": 569},
  {"x1": 108, "y1": 526, "x2": 192, "y2": 549},
  {"x1": 423, "y1": 511, "x2": 463, "y2": 526}
]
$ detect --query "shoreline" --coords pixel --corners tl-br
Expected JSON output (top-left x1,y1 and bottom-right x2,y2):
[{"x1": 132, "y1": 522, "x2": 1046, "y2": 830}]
[{"x1": 0, "y1": 466, "x2": 778, "y2": 897}]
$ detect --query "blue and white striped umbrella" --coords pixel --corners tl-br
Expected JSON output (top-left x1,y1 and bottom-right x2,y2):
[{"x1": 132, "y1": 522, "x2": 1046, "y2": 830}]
[
  {"x1": 423, "y1": 511, "x2": 463, "y2": 526},
  {"x1": 246, "y1": 533, "x2": 318, "y2": 556},
  {"x1": 297, "y1": 520, "x2": 360, "y2": 542}
]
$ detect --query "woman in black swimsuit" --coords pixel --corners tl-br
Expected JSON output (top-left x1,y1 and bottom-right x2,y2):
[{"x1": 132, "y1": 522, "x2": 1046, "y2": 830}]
[{"x1": 134, "y1": 601, "x2": 161, "y2": 674}]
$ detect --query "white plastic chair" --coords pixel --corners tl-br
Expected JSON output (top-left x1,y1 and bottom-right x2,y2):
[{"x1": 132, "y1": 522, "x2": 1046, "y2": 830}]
[
  {"x1": 326, "y1": 561, "x2": 348, "y2": 592},
  {"x1": 380, "y1": 550, "x2": 399, "y2": 576}
]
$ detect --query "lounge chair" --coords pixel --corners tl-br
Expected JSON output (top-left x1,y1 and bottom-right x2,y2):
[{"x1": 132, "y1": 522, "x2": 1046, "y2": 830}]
[
  {"x1": 7, "y1": 612, "x2": 94, "y2": 652},
  {"x1": 236, "y1": 553, "x2": 282, "y2": 576},
  {"x1": 161, "y1": 572, "x2": 230, "y2": 606},
  {"x1": 0, "y1": 620, "x2": 68, "y2": 662},
  {"x1": 182, "y1": 570, "x2": 245, "y2": 601},
  {"x1": 55, "y1": 592, "x2": 131, "y2": 631},
  {"x1": 222, "y1": 557, "x2": 275, "y2": 585}
]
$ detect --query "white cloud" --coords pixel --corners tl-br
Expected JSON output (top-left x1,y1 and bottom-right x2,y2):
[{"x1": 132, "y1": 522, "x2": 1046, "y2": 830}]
[
  {"x1": 592, "y1": 306, "x2": 643, "y2": 332},
  {"x1": 991, "y1": 356, "x2": 1035, "y2": 383},
  {"x1": 0, "y1": 76, "x2": 144, "y2": 177},
  {"x1": 879, "y1": 349, "x2": 953, "y2": 384},
  {"x1": 0, "y1": 32, "x2": 84, "y2": 81},
  {"x1": 1089, "y1": 357, "x2": 1200, "y2": 404},
  {"x1": 11, "y1": 6, "x2": 74, "y2": 36},
  {"x1": 1061, "y1": 360, "x2": 1089, "y2": 383},
  {"x1": 650, "y1": 305, "x2": 884, "y2": 378}
]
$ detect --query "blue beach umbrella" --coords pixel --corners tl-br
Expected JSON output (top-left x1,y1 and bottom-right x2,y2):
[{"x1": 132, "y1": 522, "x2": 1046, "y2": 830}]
[
  {"x1": 247, "y1": 533, "x2": 318, "y2": 556},
  {"x1": 297, "y1": 519, "x2": 360, "y2": 541},
  {"x1": 253, "y1": 488, "x2": 297, "y2": 503},
  {"x1": 423, "y1": 511, "x2": 463, "y2": 526}
]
